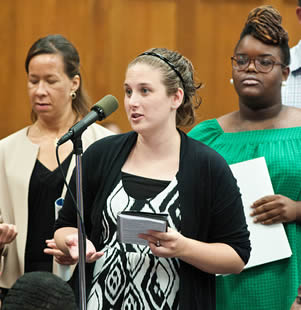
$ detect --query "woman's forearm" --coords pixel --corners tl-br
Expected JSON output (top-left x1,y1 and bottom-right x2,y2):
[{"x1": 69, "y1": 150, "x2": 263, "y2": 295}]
[{"x1": 178, "y1": 237, "x2": 246, "y2": 275}]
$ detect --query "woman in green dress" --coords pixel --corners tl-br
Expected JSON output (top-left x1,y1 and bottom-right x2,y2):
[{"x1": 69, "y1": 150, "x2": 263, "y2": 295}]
[{"x1": 189, "y1": 5, "x2": 301, "y2": 310}]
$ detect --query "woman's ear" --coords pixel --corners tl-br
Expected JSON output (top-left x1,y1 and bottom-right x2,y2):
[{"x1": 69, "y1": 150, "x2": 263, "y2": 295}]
[
  {"x1": 171, "y1": 88, "x2": 184, "y2": 110},
  {"x1": 71, "y1": 74, "x2": 80, "y2": 93},
  {"x1": 282, "y1": 66, "x2": 290, "y2": 82},
  {"x1": 296, "y1": 7, "x2": 301, "y2": 24}
]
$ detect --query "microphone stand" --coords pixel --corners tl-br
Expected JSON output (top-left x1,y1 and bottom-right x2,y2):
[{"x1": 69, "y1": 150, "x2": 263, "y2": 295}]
[{"x1": 72, "y1": 135, "x2": 87, "y2": 310}]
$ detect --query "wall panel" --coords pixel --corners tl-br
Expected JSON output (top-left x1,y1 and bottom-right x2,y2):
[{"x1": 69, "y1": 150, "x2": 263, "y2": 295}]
[{"x1": 0, "y1": 0, "x2": 300, "y2": 138}]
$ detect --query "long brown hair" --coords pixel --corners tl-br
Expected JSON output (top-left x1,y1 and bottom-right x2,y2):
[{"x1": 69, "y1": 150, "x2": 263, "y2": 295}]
[{"x1": 25, "y1": 34, "x2": 91, "y2": 122}]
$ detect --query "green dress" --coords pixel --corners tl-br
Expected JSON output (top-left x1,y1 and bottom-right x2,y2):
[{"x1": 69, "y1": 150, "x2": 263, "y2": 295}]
[{"x1": 188, "y1": 119, "x2": 301, "y2": 310}]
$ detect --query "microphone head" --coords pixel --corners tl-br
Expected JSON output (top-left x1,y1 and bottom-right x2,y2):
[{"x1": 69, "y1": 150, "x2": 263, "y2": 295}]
[{"x1": 93, "y1": 95, "x2": 119, "y2": 118}]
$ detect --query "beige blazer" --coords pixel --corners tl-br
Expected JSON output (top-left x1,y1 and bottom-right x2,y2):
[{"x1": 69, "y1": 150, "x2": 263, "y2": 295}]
[{"x1": 0, "y1": 123, "x2": 112, "y2": 288}]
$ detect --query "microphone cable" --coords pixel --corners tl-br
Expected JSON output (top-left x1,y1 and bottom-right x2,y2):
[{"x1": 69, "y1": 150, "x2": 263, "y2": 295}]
[{"x1": 55, "y1": 145, "x2": 87, "y2": 265}]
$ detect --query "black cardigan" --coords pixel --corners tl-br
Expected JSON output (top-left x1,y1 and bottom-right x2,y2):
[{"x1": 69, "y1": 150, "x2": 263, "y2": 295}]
[{"x1": 55, "y1": 130, "x2": 250, "y2": 309}]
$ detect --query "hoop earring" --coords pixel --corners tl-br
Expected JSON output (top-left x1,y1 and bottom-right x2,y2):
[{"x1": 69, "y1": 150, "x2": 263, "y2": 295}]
[
  {"x1": 70, "y1": 91, "x2": 77, "y2": 100},
  {"x1": 230, "y1": 78, "x2": 234, "y2": 85},
  {"x1": 281, "y1": 81, "x2": 287, "y2": 87}
]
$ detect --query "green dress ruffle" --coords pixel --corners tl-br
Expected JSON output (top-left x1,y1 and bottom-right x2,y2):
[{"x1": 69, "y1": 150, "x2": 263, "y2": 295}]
[{"x1": 188, "y1": 119, "x2": 301, "y2": 310}]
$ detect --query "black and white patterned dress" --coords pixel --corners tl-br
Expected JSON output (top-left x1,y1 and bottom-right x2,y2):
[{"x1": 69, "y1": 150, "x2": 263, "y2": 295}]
[{"x1": 87, "y1": 173, "x2": 181, "y2": 310}]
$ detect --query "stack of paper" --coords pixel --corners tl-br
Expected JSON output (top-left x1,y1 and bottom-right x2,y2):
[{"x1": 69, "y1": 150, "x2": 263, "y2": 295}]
[
  {"x1": 229, "y1": 157, "x2": 292, "y2": 269},
  {"x1": 117, "y1": 211, "x2": 168, "y2": 246}
]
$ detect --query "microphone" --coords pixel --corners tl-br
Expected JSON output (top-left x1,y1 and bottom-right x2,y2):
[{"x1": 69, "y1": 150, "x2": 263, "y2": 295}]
[{"x1": 57, "y1": 94, "x2": 118, "y2": 146}]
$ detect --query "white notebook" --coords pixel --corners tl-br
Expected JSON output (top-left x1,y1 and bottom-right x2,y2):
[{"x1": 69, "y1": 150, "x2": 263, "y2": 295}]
[
  {"x1": 229, "y1": 157, "x2": 292, "y2": 269},
  {"x1": 117, "y1": 211, "x2": 168, "y2": 246}
]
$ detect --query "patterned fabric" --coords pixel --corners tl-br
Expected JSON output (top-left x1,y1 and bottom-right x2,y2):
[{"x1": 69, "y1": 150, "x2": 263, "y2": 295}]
[
  {"x1": 55, "y1": 130, "x2": 251, "y2": 309},
  {"x1": 188, "y1": 119, "x2": 301, "y2": 310},
  {"x1": 87, "y1": 175, "x2": 181, "y2": 310},
  {"x1": 282, "y1": 40, "x2": 301, "y2": 108}
]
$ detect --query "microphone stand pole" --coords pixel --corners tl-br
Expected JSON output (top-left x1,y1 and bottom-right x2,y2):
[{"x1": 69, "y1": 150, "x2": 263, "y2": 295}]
[{"x1": 72, "y1": 135, "x2": 86, "y2": 310}]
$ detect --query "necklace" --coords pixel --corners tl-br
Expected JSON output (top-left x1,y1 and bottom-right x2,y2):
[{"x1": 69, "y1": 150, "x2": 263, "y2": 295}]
[
  {"x1": 28, "y1": 124, "x2": 71, "y2": 147},
  {"x1": 29, "y1": 115, "x2": 79, "y2": 147}
]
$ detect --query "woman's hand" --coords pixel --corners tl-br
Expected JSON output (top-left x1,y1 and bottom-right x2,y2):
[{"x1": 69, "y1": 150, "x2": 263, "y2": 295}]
[
  {"x1": 139, "y1": 227, "x2": 245, "y2": 274},
  {"x1": 139, "y1": 227, "x2": 187, "y2": 258},
  {"x1": 250, "y1": 194, "x2": 297, "y2": 224},
  {"x1": 62, "y1": 233, "x2": 104, "y2": 263},
  {"x1": 44, "y1": 239, "x2": 78, "y2": 265},
  {"x1": 0, "y1": 223, "x2": 17, "y2": 249}
]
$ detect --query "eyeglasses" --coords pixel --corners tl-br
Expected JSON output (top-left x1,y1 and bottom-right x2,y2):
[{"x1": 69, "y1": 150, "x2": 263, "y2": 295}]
[{"x1": 231, "y1": 55, "x2": 285, "y2": 73}]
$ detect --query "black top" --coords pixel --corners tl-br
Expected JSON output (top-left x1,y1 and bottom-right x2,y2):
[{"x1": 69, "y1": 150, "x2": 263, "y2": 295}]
[
  {"x1": 25, "y1": 153, "x2": 72, "y2": 272},
  {"x1": 121, "y1": 171, "x2": 170, "y2": 200},
  {"x1": 55, "y1": 131, "x2": 251, "y2": 310}
]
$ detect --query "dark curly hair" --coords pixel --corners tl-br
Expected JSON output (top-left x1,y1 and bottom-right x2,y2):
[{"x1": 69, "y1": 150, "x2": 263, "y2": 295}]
[
  {"x1": 236, "y1": 5, "x2": 290, "y2": 66},
  {"x1": 2, "y1": 271, "x2": 76, "y2": 310}
]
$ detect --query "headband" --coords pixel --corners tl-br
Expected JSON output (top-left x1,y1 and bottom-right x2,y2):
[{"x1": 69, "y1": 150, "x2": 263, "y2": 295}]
[{"x1": 138, "y1": 51, "x2": 185, "y2": 88}]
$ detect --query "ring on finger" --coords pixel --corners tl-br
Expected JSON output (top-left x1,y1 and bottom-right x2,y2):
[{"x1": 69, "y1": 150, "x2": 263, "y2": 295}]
[{"x1": 156, "y1": 240, "x2": 161, "y2": 247}]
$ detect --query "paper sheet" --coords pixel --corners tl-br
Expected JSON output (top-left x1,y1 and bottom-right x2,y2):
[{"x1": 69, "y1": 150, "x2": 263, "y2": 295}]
[{"x1": 229, "y1": 157, "x2": 292, "y2": 269}]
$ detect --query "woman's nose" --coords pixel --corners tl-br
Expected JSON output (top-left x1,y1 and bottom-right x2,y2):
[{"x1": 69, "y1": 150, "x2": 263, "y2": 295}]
[
  {"x1": 128, "y1": 93, "x2": 139, "y2": 107},
  {"x1": 35, "y1": 81, "x2": 47, "y2": 95},
  {"x1": 246, "y1": 59, "x2": 258, "y2": 72}
]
